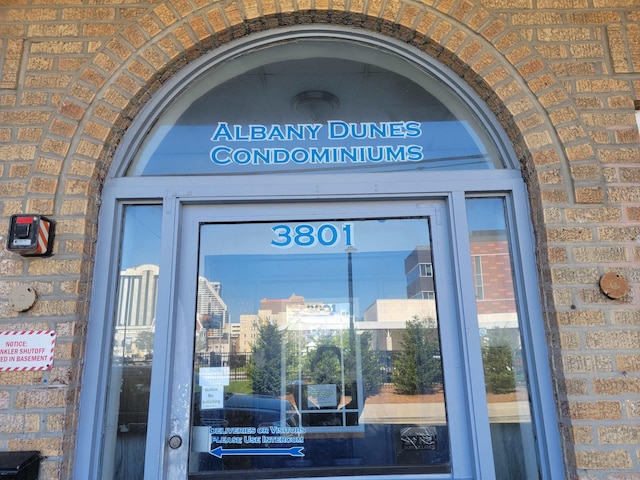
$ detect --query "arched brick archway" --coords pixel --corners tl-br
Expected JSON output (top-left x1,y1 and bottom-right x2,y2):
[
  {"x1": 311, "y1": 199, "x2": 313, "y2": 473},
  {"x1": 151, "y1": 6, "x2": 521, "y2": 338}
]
[{"x1": 49, "y1": 2, "x2": 583, "y2": 478}]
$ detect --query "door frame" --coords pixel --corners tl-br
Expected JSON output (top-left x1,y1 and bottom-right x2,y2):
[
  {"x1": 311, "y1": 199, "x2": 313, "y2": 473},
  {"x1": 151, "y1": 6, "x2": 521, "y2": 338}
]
[
  {"x1": 75, "y1": 169, "x2": 562, "y2": 479},
  {"x1": 162, "y1": 197, "x2": 476, "y2": 479}
]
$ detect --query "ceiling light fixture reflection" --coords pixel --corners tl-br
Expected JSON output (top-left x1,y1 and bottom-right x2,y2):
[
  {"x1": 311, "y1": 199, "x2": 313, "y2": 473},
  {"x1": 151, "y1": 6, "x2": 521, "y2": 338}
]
[{"x1": 290, "y1": 90, "x2": 340, "y2": 122}]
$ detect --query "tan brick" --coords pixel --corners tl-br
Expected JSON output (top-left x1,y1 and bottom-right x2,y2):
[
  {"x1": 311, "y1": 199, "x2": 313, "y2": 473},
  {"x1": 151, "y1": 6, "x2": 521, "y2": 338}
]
[
  {"x1": 538, "y1": 27, "x2": 592, "y2": 42},
  {"x1": 0, "y1": 369, "x2": 45, "y2": 386},
  {"x1": 543, "y1": 207, "x2": 563, "y2": 223},
  {"x1": 594, "y1": 377, "x2": 640, "y2": 395},
  {"x1": 547, "y1": 227, "x2": 593, "y2": 242},
  {"x1": 575, "y1": 450, "x2": 632, "y2": 470},
  {"x1": 0, "y1": 181, "x2": 27, "y2": 197},
  {"x1": 566, "y1": 207, "x2": 621, "y2": 223},
  {"x1": 20, "y1": 92, "x2": 48, "y2": 107},
  {"x1": 106, "y1": 38, "x2": 134, "y2": 62},
  {"x1": 570, "y1": 43, "x2": 605, "y2": 59},
  {"x1": 568, "y1": 11, "x2": 621, "y2": 23},
  {"x1": 566, "y1": 143, "x2": 595, "y2": 162},
  {"x1": 582, "y1": 113, "x2": 636, "y2": 129},
  {"x1": 68, "y1": 159, "x2": 95, "y2": 178},
  {"x1": 557, "y1": 310, "x2": 606, "y2": 326},
  {"x1": 615, "y1": 128, "x2": 640, "y2": 143},
  {"x1": 51, "y1": 218, "x2": 89, "y2": 235},
  {"x1": 75, "y1": 139, "x2": 103, "y2": 159},
  {"x1": 0, "y1": 413, "x2": 39, "y2": 433},
  {"x1": 28, "y1": 177, "x2": 57, "y2": 194},
  {"x1": 0, "y1": 145, "x2": 36, "y2": 161},
  {"x1": 64, "y1": 178, "x2": 90, "y2": 195},
  {"x1": 42, "y1": 138, "x2": 71, "y2": 157},
  {"x1": 569, "y1": 401, "x2": 622, "y2": 420},
  {"x1": 551, "y1": 267, "x2": 599, "y2": 284},
  {"x1": 25, "y1": 198, "x2": 54, "y2": 215},
  {"x1": 539, "y1": 88, "x2": 570, "y2": 109},
  {"x1": 547, "y1": 247, "x2": 568, "y2": 262},
  {"x1": 586, "y1": 331, "x2": 640, "y2": 350},
  {"x1": 524, "y1": 131, "x2": 553, "y2": 149},
  {"x1": 598, "y1": 148, "x2": 640, "y2": 163},
  {"x1": 537, "y1": 0, "x2": 588, "y2": 6},
  {"x1": 28, "y1": 259, "x2": 83, "y2": 276},
  {"x1": 572, "y1": 246, "x2": 627, "y2": 263},
  {"x1": 60, "y1": 199, "x2": 89, "y2": 215},
  {"x1": 122, "y1": 24, "x2": 146, "y2": 49},
  {"x1": 558, "y1": 125, "x2": 587, "y2": 143},
  {"x1": 0, "y1": 391, "x2": 9, "y2": 409},
  {"x1": 83, "y1": 23, "x2": 120, "y2": 38},
  {"x1": 570, "y1": 164, "x2": 601, "y2": 181},
  {"x1": 616, "y1": 355, "x2": 640, "y2": 372},
  {"x1": 564, "y1": 377, "x2": 589, "y2": 395},
  {"x1": 627, "y1": 400, "x2": 640, "y2": 419},
  {"x1": 30, "y1": 41, "x2": 83, "y2": 55},
  {"x1": 156, "y1": 37, "x2": 181, "y2": 62},
  {"x1": 577, "y1": 79, "x2": 632, "y2": 93},
  {"x1": 3, "y1": 200, "x2": 23, "y2": 216},
  {"x1": 572, "y1": 425, "x2": 593, "y2": 444},
  {"x1": 540, "y1": 189, "x2": 569, "y2": 203},
  {"x1": 609, "y1": 187, "x2": 640, "y2": 203},
  {"x1": 8, "y1": 437, "x2": 63, "y2": 457},
  {"x1": 562, "y1": 355, "x2": 612, "y2": 373},
  {"x1": 532, "y1": 149, "x2": 561, "y2": 166},
  {"x1": 612, "y1": 310, "x2": 640, "y2": 326},
  {"x1": 171, "y1": 26, "x2": 197, "y2": 52},
  {"x1": 35, "y1": 157, "x2": 63, "y2": 175},
  {"x1": 8, "y1": 164, "x2": 30, "y2": 177},
  {"x1": 560, "y1": 331, "x2": 581, "y2": 349},
  {"x1": 46, "y1": 413, "x2": 65, "y2": 432},
  {"x1": 16, "y1": 388, "x2": 67, "y2": 409},
  {"x1": 538, "y1": 169, "x2": 563, "y2": 184}
]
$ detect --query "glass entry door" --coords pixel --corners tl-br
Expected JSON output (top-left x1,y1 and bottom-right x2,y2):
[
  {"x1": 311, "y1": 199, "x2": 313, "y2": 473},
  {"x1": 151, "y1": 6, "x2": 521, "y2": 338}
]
[{"x1": 168, "y1": 200, "x2": 469, "y2": 479}]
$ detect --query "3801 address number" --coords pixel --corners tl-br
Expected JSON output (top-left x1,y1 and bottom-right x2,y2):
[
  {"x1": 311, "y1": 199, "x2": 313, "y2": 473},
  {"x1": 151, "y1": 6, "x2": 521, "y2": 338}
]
[{"x1": 271, "y1": 223, "x2": 354, "y2": 248}]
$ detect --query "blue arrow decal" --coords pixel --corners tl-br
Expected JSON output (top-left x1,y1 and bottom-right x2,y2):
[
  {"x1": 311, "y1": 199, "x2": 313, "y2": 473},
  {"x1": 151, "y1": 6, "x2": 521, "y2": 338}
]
[{"x1": 211, "y1": 446, "x2": 304, "y2": 458}]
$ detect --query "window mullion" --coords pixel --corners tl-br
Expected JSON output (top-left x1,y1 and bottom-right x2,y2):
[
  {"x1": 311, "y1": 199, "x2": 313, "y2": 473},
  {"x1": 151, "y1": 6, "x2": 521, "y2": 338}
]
[{"x1": 449, "y1": 192, "x2": 497, "y2": 478}]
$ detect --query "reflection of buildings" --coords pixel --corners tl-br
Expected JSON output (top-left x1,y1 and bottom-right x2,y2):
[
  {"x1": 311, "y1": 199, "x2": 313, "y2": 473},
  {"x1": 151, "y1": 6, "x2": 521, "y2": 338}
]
[
  {"x1": 230, "y1": 237, "x2": 516, "y2": 353},
  {"x1": 405, "y1": 241, "x2": 516, "y2": 329},
  {"x1": 236, "y1": 295, "x2": 302, "y2": 352},
  {"x1": 468, "y1": 230, "x2": 516, "y2": 328},
  {"x1": 115, "y1": 264, "x2": 158, "y2": 359},
  {"x1": 196, "y1": 276, "x2": 230, "y2": 355},
  {"x1": 361, "y1": 299, "x2": 436, "y2": 352},
  {"x1": 405, "y1": 246, "x2": 435, "y2": 299}
]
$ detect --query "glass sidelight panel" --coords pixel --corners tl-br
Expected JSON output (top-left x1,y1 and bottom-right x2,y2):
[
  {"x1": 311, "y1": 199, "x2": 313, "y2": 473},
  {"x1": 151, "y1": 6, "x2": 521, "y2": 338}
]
[
  {"x1": 101, "y1": 205, "x2": 162, "y2": 480},
  {"x1": 189, "y1": 218, "x2": 450, "y2": 477},
  {"x1": 466, "y1": 198, "x2": 540, "y2": 479}
]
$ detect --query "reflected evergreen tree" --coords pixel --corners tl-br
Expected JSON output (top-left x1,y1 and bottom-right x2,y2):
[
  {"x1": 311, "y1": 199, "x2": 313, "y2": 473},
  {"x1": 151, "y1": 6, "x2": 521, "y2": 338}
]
[
  {"x1": 304, "y1": 330, "x2": 383, "y2": 396},
  {"x1": 392, "y1": 316, "x2": 443, "y2": 395},
  {"x1": 357, "y1": 331, "x2": 384, "y2": 396},
  {"x1": 482, "y1": 327, "x2": 517, "y2": 394},
  {"x1": 248, "y1": 320, "x2": 285, "y2": 396}
]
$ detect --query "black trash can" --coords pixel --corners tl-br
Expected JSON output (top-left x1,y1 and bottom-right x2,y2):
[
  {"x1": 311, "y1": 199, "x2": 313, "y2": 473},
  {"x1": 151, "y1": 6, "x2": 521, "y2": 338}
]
[{"x1": 0, "y1": 451, "x2": 41, "y2": 480}]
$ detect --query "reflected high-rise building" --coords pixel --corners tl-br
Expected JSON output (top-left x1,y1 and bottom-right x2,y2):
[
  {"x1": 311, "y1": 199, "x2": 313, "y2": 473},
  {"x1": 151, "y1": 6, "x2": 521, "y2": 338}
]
[
  {"x1": 115, "y1": 264, "x2": 159, "y2": 360},
  {"x1": 196, "y1": 276, "x2": 230, "y2": 355}
]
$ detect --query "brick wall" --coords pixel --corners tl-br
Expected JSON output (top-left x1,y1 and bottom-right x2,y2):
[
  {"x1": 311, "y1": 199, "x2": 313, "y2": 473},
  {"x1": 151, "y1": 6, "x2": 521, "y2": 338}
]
[{"x1": 0, "y1": 1, "x2": 639, "y2": 479}]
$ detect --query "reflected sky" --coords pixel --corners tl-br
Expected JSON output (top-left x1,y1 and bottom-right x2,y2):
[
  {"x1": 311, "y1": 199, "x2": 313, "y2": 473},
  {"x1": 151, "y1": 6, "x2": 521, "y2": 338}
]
[
  {"x1": 198, "y1": 218, "x2": 431, "y2": 323},
  {"x1": 119, "y1": 203, "x2": 507, "y2": 276}
]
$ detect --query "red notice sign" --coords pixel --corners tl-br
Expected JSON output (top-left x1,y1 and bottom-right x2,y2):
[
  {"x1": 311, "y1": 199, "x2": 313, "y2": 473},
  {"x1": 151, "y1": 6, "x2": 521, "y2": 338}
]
[{"x1": 0, "y1": 331, "x2": 56, "y2": 371}]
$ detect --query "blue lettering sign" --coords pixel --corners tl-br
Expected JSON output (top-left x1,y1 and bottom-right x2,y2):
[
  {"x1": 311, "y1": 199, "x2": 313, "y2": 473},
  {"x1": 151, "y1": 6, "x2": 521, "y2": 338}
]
[{"x1": 209, "y1": 121, "x2": 425, "y2": 167}]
